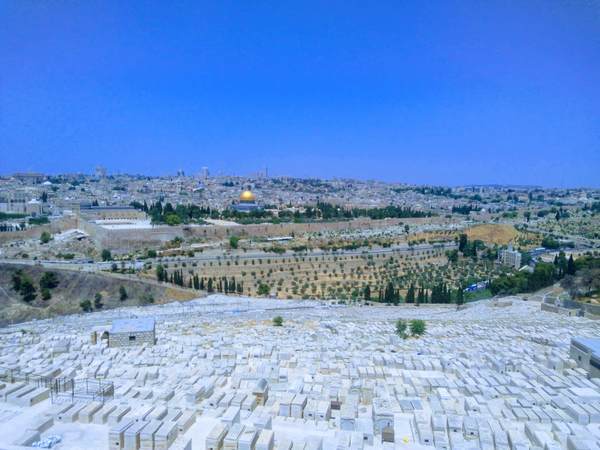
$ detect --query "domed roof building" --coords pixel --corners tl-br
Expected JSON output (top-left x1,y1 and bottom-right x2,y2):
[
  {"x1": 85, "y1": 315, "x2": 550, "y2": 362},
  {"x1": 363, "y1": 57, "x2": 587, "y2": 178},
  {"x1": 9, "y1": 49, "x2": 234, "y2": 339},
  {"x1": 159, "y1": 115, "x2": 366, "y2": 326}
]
[
  {"x1": 240, "y1": 190, "x2": 256, "y2": 202},
  {"x1": 234, "y1": 189, "x2": 260, "y2": 213}
]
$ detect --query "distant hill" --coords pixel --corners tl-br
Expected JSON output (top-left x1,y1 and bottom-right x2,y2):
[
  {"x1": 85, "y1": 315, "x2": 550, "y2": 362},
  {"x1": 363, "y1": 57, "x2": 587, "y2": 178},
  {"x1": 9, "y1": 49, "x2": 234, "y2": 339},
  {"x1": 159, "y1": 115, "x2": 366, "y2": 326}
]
[{"x1": 0, "y1": 264, "x2": 199, "y2": 325}]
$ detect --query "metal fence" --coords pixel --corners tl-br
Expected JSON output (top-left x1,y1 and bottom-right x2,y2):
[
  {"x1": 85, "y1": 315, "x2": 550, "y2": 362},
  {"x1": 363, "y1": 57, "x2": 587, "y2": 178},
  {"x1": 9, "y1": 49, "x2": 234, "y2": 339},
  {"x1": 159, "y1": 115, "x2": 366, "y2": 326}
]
[
  {"x1": 0, "y1": 367, "x2": 114, "y2": 404},
  {"x1": 50, "y1": 377, "x2": 114, "y2": 404}
]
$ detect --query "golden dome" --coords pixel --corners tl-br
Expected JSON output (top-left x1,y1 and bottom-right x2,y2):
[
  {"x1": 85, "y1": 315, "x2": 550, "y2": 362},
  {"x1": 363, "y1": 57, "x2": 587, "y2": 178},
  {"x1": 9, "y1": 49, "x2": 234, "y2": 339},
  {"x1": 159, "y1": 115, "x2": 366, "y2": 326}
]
[{"x1": 240, "y1": 190, "x2": 256, "y2": 202}]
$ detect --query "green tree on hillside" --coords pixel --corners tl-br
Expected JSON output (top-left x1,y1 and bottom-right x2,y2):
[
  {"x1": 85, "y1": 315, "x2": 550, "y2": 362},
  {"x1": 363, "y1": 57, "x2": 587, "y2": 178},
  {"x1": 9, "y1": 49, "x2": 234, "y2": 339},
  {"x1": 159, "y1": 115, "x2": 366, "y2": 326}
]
[
  {"x1": 140, "y1": 293, "x2": 155, "y2": 305},
  {"x1": 40, "y1": 231, "x2": 51, "y2": 244},
  {"x1": 41, "y1": 288, "x2": 52, "y2": 301},
  {"x1": 80, "y1": 299, "x2": 92, "y2": 312},
  {"x1": 11, "y1": 270, "x2": 23, "y2": 292},
  {"x1": 446, "y1": 249, "x2": 459, "y2": 264},
  {"x1": 458, "y1": 234, "x2": 468, "y2": 253},
  {"x1": 257, "y1": 283, "x2": 270, "y2": 296},
  {"x1": 395, "y1": 319, "x2": 408, "y2": 339},
  {"x1": 363, "y1": 285, "x2": 371, "y2": 301},
  {"x1": 12, "y1": 271, "x2": 37, "y2": 303},
  {"x1": 410, "y1": 319, "x2": 426, "y2": 337},
  {"x1": 94, "y1": 293, "x2": 103, "y2": 309},
  {"x1": 155, "y1": 264, "x2": 166, "y2": 282},
  {"x1": 405, "y1": 284, "x2": 415, "y2": 304},
  {"x1": 40, "y1": 272, "x2": 59, "y2": 289},
  {"x1": 229, "y1": 236, "x2": 240, "y2": 249},
  {"x1": 165, "y1": 214, "x2": 181, "y2": 226},
  {"x1": 455, "y1": 286, "x2": 464, "y2": 306},
  {"x1": 567, "y1": 255, "x2": 576, "y2": 275},
  {"x1": 20, "y1": 277, "x2": 37, "y2": 303}
]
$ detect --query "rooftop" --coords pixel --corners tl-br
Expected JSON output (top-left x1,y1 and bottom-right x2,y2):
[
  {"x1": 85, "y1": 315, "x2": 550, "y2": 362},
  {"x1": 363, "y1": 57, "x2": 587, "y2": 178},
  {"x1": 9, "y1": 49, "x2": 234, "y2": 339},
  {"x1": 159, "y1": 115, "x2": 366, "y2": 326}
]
[
  {"x1": 110, "y1": 317, "x2": 155, "y2": 334},
  {"x1": 80, "y1": 205, "x2": 137, "y2": 210},
  {"x1": 572, "y1": 336, "x2": 600, "y2": 356}
]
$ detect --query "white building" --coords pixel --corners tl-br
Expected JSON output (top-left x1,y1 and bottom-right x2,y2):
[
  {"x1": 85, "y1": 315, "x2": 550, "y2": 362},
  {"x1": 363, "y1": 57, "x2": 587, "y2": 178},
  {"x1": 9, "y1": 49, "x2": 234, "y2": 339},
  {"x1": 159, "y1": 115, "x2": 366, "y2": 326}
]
[{"x1": 498, "y1": 245, "x2": 522, "y2": 269}]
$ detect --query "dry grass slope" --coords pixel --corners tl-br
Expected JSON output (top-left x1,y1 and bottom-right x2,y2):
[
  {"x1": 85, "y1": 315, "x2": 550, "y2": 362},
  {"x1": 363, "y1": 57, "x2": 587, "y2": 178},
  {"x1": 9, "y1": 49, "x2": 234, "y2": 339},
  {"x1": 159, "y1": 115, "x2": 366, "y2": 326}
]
[
  {"x1": 466, "y1": 224, "x2": 519, "y2": 245},
  {"x1": 0, "y1": 264, "x2": 198, "y2": 325}
]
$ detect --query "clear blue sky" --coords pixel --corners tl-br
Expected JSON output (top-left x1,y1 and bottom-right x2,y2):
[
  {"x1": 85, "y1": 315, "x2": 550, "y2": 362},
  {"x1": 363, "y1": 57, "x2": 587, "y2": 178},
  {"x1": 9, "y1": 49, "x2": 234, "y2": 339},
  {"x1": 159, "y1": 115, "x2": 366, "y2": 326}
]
[{"x1": 1, "y1": 1, "x2": 599, "y2": 187}]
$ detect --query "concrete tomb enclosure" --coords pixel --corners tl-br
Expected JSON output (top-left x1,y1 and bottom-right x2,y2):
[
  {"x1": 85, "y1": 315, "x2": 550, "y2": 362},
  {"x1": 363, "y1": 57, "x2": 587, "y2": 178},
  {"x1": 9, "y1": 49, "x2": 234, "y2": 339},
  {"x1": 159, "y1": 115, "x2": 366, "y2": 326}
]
[{"x1": 0, "y1": 295, "x2": 599, "y2": 449}]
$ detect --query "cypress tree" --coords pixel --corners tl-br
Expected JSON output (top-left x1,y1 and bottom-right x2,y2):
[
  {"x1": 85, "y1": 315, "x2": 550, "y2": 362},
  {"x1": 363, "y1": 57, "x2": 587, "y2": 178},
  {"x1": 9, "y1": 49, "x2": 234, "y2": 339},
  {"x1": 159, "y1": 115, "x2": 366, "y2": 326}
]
[
  {"x1": 456, "y1": 286, "x2": 464, "y2": 306},
  {"x1": 416, "y1": 288, "x2": 424, "y2": 306},
  {"x1": 567, "y1": 255, "x2": 576, "y2": 275},
  {"x1": 406, "y1": 284, "x2": 415, "y2": 303}
]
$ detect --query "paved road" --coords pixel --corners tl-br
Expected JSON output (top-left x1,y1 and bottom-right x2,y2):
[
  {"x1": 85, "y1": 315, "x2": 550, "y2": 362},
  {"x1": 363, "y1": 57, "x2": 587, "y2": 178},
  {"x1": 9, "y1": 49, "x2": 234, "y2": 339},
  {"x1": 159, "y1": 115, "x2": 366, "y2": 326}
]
[{"x1": 0, "y1": 242, "x2": 458, "y2": 272}]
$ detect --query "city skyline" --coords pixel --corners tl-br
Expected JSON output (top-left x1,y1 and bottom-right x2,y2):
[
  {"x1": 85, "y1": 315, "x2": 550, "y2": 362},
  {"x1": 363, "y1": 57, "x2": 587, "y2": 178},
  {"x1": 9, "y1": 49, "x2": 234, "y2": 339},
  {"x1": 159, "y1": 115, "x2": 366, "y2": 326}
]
[
  {"x1": 1, "y1": 167, "x2": 598, "y2": 191},
  {"x1": 1, "y1": 1, "x2": 599, "y2": 187}
]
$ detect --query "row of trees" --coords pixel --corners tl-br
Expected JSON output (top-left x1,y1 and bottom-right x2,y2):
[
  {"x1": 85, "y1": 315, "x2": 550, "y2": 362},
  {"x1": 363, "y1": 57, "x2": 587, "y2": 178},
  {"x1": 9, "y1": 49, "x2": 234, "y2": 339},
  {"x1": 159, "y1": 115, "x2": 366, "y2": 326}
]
[
  {"x1": 489, "y1": 262, "x2": 556, "y2": 295},
  {"x1": 132, "y1": 200, "x2": 432, "y2": 226},
  {"x1": 150, "y1": 202, "x2": 211, "y2": 225},
  {"x1": 457, "y1": 234, "x2": 495, "y2": 260},
  {"x1": 0, "y1": 216, "x2": 48, "y2": 233},
  {"x1": 489, "y1": 251, "x2": 568, "y2": 297},
  {"x1": 541, "y1": 236, "x2": 563, "y2": 250},
  {"x1": 0, "y1": 212, "x2": 26, "y2": 220},
  {"x1": 452, "y1": 205, "x2": 479, "y2": 215},
  {"x1": 80, "y1": 293, "x2": 104, "y2": 312},
  {"x1": 586, "y1": 202, "x2": 600, "y2": 213},
  {"x1": 366, "y1": 281, "x2": 465, "y2": 306},
  {"x1": 155, "y1": 265, "x2": 245, "y2": 294},
  {"x1": 559, "y1": 255, "x2": 600, "y2": 299},
  {"x1": 149, "y1": 255, "x2": 596, "y2": 305},
  {"x1": 0, "y1": 223, "x2": 26, "y2": 232},
  {"x1": 279, "y1": 202, "x2": 431, "y2": 221},
  {"x1": 79, "y1": 286, "x2": 135, "y2": 312},
  {"x1": 11, "y1": 270, "x2": 59, "y2": 302},
  {"x1": 491, "y1": 254, "x2": 599, "y2": 297},
  {"x1": 10, "y1": 267, "x2": 136, "y2": 311}
]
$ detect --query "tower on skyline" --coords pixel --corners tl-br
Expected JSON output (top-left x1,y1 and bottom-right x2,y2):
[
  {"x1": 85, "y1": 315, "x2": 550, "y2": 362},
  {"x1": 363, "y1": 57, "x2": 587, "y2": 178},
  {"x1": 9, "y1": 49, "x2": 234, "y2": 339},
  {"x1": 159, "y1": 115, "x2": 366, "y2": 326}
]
[{"x1": 95, "y1": 166, "x2": 107, "y2": 178}]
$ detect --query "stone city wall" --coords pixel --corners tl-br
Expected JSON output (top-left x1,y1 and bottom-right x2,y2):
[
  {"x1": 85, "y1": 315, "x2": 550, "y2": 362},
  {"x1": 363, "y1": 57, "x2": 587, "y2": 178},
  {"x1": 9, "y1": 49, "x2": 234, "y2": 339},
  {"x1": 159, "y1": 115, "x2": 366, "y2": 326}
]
[
  {"x1": 84, "y1": 217, "x2": 445, "y2": 252},
  {"x1": 0, "y1": 216, "x2": 79, "y2": 244}
]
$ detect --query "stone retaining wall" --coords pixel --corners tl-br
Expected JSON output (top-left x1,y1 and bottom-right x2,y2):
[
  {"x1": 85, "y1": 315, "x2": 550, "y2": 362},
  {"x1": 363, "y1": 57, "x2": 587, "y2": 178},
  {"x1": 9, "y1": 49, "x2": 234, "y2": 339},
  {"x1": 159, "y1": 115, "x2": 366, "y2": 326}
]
[
  {"x1": 85, "y1": 217, "x2": 444, "y2": 252},
  {"x1": 0, "y1": 216, "x2": 79, "y2": 244}
]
